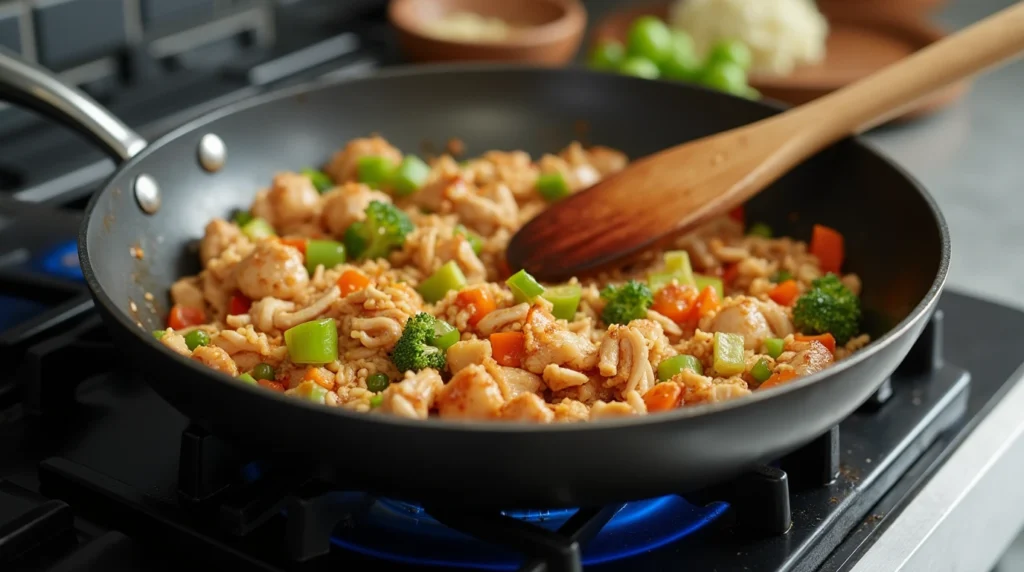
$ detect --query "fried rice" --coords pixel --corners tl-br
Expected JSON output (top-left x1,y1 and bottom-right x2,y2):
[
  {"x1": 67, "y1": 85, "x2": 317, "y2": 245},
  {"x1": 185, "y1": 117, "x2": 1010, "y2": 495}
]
[{"x1": 158, "y1": 136, "x2": 869, "y2": 423}]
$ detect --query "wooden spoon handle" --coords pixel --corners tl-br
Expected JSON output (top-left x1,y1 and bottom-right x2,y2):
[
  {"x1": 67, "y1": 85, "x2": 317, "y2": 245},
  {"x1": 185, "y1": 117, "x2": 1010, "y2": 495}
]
[{"x1": 783, "y1": 2, "x2": 1024, "y2": 150}]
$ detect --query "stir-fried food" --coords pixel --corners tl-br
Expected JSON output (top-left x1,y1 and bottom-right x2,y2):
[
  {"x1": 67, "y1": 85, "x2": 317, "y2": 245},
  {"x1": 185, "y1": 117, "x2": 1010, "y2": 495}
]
[{"x1": 157, "y1": 137, "x2": 869, "y2": 422}]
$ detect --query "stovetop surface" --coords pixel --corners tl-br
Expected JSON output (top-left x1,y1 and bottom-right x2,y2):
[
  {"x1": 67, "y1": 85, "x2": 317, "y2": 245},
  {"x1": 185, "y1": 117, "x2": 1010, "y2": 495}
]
[{"x1": 1, "y1": 289, "x2": 1021, "y2": 572}]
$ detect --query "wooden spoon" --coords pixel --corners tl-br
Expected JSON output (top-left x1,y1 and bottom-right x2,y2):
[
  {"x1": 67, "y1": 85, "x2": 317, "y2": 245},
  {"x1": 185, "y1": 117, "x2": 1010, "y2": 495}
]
[{"x1": 507, "y1": 2, "x2": 1024, "y2": 282}]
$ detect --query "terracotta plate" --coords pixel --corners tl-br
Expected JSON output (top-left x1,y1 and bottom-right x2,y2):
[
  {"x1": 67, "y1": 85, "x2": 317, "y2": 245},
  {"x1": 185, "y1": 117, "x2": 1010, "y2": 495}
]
[{"x1": 590, "y1": 2, "x2": 969, "y2": 122}]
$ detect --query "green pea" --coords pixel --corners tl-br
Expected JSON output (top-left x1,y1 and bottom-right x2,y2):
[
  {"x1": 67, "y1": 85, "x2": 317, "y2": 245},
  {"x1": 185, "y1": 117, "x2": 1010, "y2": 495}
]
[
  {"x1": 700, "y1": 60, "x2": 750, "y2": 96},
  {"x1": 660, "y1": 31, "x2": 702, "y2": 81},
  {"x1": 251, "y1": 363, "x2": 275, "y2": 381},
  {"x1": 626, "y1": 16, "x2": 673, "y2": 63},
  {"x1": 366, "y1": 372, "x2": 390, "y2": 393},
  {"x1": 708, "y1": 39, "x2": 753, "y2": 71},
  {"x1": 619, "y1": 57, "x2": 660, "y2": 80},
  {"x1": 184, "y1": 329, "x2": 210, "y2": 351},
  {"x1": 589, "y1": 41, "x2": 625, "y2": 70}
]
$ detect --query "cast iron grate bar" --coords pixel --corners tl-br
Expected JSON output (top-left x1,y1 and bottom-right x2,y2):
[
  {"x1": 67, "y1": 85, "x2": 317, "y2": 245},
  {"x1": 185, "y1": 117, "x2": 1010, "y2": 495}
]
[
  {"x1": 20, "y1": 314, "x2": 114, "y2": 419},
  {"x1": 0, "y1": 480, "x2": 75, "y2": 567},
  {"x1": 177, "y1": 424, "x2": 246, "y2": 507},
  {"x1": 0, "y1": 295, "x2": 94, "y2": 362}
]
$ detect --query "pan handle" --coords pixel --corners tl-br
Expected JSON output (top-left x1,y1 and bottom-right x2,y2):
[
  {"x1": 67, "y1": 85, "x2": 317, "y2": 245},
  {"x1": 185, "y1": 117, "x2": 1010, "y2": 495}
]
[{"x1": 0, "y1": 47, "x2": 147, "y2": 162}]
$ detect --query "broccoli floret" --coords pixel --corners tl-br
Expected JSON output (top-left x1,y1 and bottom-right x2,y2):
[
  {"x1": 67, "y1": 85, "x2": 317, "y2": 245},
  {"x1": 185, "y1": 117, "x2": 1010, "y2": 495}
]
[
  {"x1": 343, "y1": 201, "x2": 414, "y2": 261},
  {"x1": 391, "y1": 312, "x2": 446, "y2": 372},
  {"x1": 792, "y1": 274, "x2": 861, "y2": 344},
  {"x1": 600, "y1": 280, "x2": 654, "y2": 326}
]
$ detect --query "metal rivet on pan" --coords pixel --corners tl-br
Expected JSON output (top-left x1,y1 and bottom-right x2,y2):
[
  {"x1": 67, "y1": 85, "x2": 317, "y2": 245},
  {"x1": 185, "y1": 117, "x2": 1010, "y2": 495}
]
[
  {"x1": 197, "y1": 133, "x2": 226, "y2": 172},
  {"x1": 134, "y1": 174, "x2": 161, "y2": 214}
]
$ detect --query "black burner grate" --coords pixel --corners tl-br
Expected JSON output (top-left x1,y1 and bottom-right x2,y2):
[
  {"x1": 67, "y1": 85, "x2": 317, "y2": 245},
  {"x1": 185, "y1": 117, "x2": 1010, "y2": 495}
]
[{"x1": 2, "y1": 294, "x2": 972, "y2": 572}]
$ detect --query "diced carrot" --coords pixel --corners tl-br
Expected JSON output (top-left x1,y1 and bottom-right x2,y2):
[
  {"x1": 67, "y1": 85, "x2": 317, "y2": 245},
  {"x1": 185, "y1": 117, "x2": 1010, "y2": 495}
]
[
  {"x1": 280, "y1": 237, "x2": 307, "y2": 256},
  {"x1": 810, "y1": 224, "x2": 844, "y2": 274},
  {"x1": 258, "y1": 379, "x2": 286, "y2": 392},
  {"x1": 337, "y1": 269, "x2": 371, "y2": 296},
  {"x1": 758, "y1": 369, "x2": 798, "y2": 390},
  {"x1": 457, "y1": 287, "x2": 497, "y2": 327},
  {"x1": 490, "y1": 332, "x2": 526, "y2": 367},
  {"x1": 722, "y1": 263, "x2": 740, "y2": 285},
  {"x1": 768, "y1": 279, "x2": 800, "y2": 306},
  {"x1": 728, "y1": 204, "x2": 745, "y2": 225},
  {"x1": 795, "y1": 333, "x2": 837, "y2": 354},
  {"x1": 643, "y1": 383, "x2": 683, "y2": 412},
  {"x1": 651, "y1": 284, "x2": 698, "y2": 323},
  {"x1": 228, "y1": 293, "x2": 252, "y2": 315},
  {"x1": 304, "y1": 367, "x2": 335, "y2": 390},
  {"x1": 168, "y1": 304, "x2": 206, "y2": 330},
  {"x1": 684, "y1": 285, "x2": 720, "y2": 325}
]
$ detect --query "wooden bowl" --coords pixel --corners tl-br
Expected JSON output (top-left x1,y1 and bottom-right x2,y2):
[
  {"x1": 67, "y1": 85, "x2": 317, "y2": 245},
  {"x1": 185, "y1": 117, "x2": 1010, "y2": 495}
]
[
  {"x1": 591, "y1": 2, "x2": 968, "y2": 122},
  {"x1": 388, "y1": 0, "x2": 587, "y2": 66}
]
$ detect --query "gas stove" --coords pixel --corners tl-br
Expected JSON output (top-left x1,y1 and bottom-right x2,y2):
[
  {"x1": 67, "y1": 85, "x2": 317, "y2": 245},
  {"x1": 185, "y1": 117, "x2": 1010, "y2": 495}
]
[{"x1": 4, "y1": 1, "x2": 1024, "y2": 571}]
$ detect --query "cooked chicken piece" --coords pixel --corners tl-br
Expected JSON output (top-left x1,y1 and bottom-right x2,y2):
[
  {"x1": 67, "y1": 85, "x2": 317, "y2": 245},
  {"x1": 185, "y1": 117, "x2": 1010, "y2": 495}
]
[
  {"x1": 349, "y1": 315, "x2": 403, "y2": 349},
  {"x1": 450, "y1": 182, "x2": 518, "y2": 236},
  {"x1": 537, "y1": 154, "x2": 597, "y2": 193},
  {"x1": 234, "y1": 239, "x2": 309, "y2": 300},
  {"x1": 590, "y1": 401, "x2": 636, "y2": 419},
  {"x1": 542, "y1": 364, "x2": 589, "y2": 392},
  {"x1": 401, "y1": 224, "x2": 487, "y2": 284},
  {"x1": 231, "y1": 351, "x2": 264, "y2": 373},
  {"x1": 212, "y1": 326, "x2": 275, "y2": 357},
  {"x1": 447, "y1": 339, "x2": 492, "y2": 374},
  {"x1": 597, "y1": 323, "x2": 657, "y2": 395},
  {"x1": 624, "y1": 319, "x2": 673, "y2": 367},
  {"x1": 500, "y1": 393, "x2": 554, "y2": 423},
  {"x1": 249, "y1": 297, "x2": 294, "y2": 334},
  {"x1": 410, "y1": 173, "x2": 462, "y2": 214},
  {"x1": 191, "y1": 345, "x2": 238, "y2": 376},
  {"x1": 379, "y1": 368, "x2": 444, "y2": 420},
  {"x1": 199, "y1": 241, "x2": 254, "y2": 316},
  {"x1": 707, "y1": 297, "x2": 793, "y2": 350},
  {"x1": 758, "y1": 299, "x2": 794, "y2": 339},
  {"x1": 709, "y1": 238, "x2": 749, "y2": 263},
  {"x1": 476, "y1": 303, "x2": 529, "y2": 336},
  {"x1": 522, "y1": 305, "x2": 599, "y2": 375},
  {"x1": 588, "y1": 146, "x2": 628, "y2": 175},
  {"x1": 598, "y1": 334, "x2": 619, "y2": 377},
  {"x1": 560, "y1": 142, "x2": 628, "y2": 177},
  {"x1": 200, "y1": 218, "x2": 244, "y2": 266},
  {"x1": 786, "y1": 340, "x2": 835, "y2": 376},
  {"x1": 549, "y1": 398, "x2": 590, "y2": 422},
  {"x1": 491, "y1": 364, "x2": 543, "y2": 399},
  {"x1": 623, "y1": 389, "x2": 648, "y2": 414},
  {"x1": 463, "y1": 150, "x2": 539, "y2": 198},
  {"x1": 647, "y1": 309, "x2": 683, "y2": 337},
  {"x1": 170, "y1": 277, "x2": 205, "y2": 310},
  {"x1": 324, "y1": 136, "x2": 403, "y2": 183},
  {"x1": 251, "y1": 172, "x2": 321, "y2": 233},
  {"x1": 158, "y1": 329, "x2": 190, "y2": 356},
  {"x1": 320, "y1": 182, "x2": 392, "y2": 238},
  {"x1": 435, "y1": 364, "x2": 505, "y2": 420},
  {"x1": 673, "y1": 370, "x2": 751, "y2": 405},
  {"x1": 274, "y1": 287, "x2": 341, "y2": 331},
  {"x1": 551, "y1": 376, "x2": 616, "y2": 406}
]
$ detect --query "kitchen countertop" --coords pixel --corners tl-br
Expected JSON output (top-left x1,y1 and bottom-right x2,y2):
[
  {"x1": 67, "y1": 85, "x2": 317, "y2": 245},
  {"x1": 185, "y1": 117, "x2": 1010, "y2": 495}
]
[
  {"x1": 581, "y1": 0, "x2": 1024, "y2": 311},
  {"x1": 867, "y1": 0, "x2": 1024, "y2": 311}
]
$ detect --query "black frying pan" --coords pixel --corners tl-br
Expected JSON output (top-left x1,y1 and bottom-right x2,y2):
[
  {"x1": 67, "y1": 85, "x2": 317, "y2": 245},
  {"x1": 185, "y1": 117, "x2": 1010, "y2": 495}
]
[{"x1": 0, "y1": 48, "x2": 948, "y2": 509}]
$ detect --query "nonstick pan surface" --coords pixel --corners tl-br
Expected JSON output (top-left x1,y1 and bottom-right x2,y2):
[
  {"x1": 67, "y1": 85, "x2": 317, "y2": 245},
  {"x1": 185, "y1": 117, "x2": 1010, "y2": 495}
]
[{"x1": 0, "y1": 50, "x2": 949, "y2": 508}]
